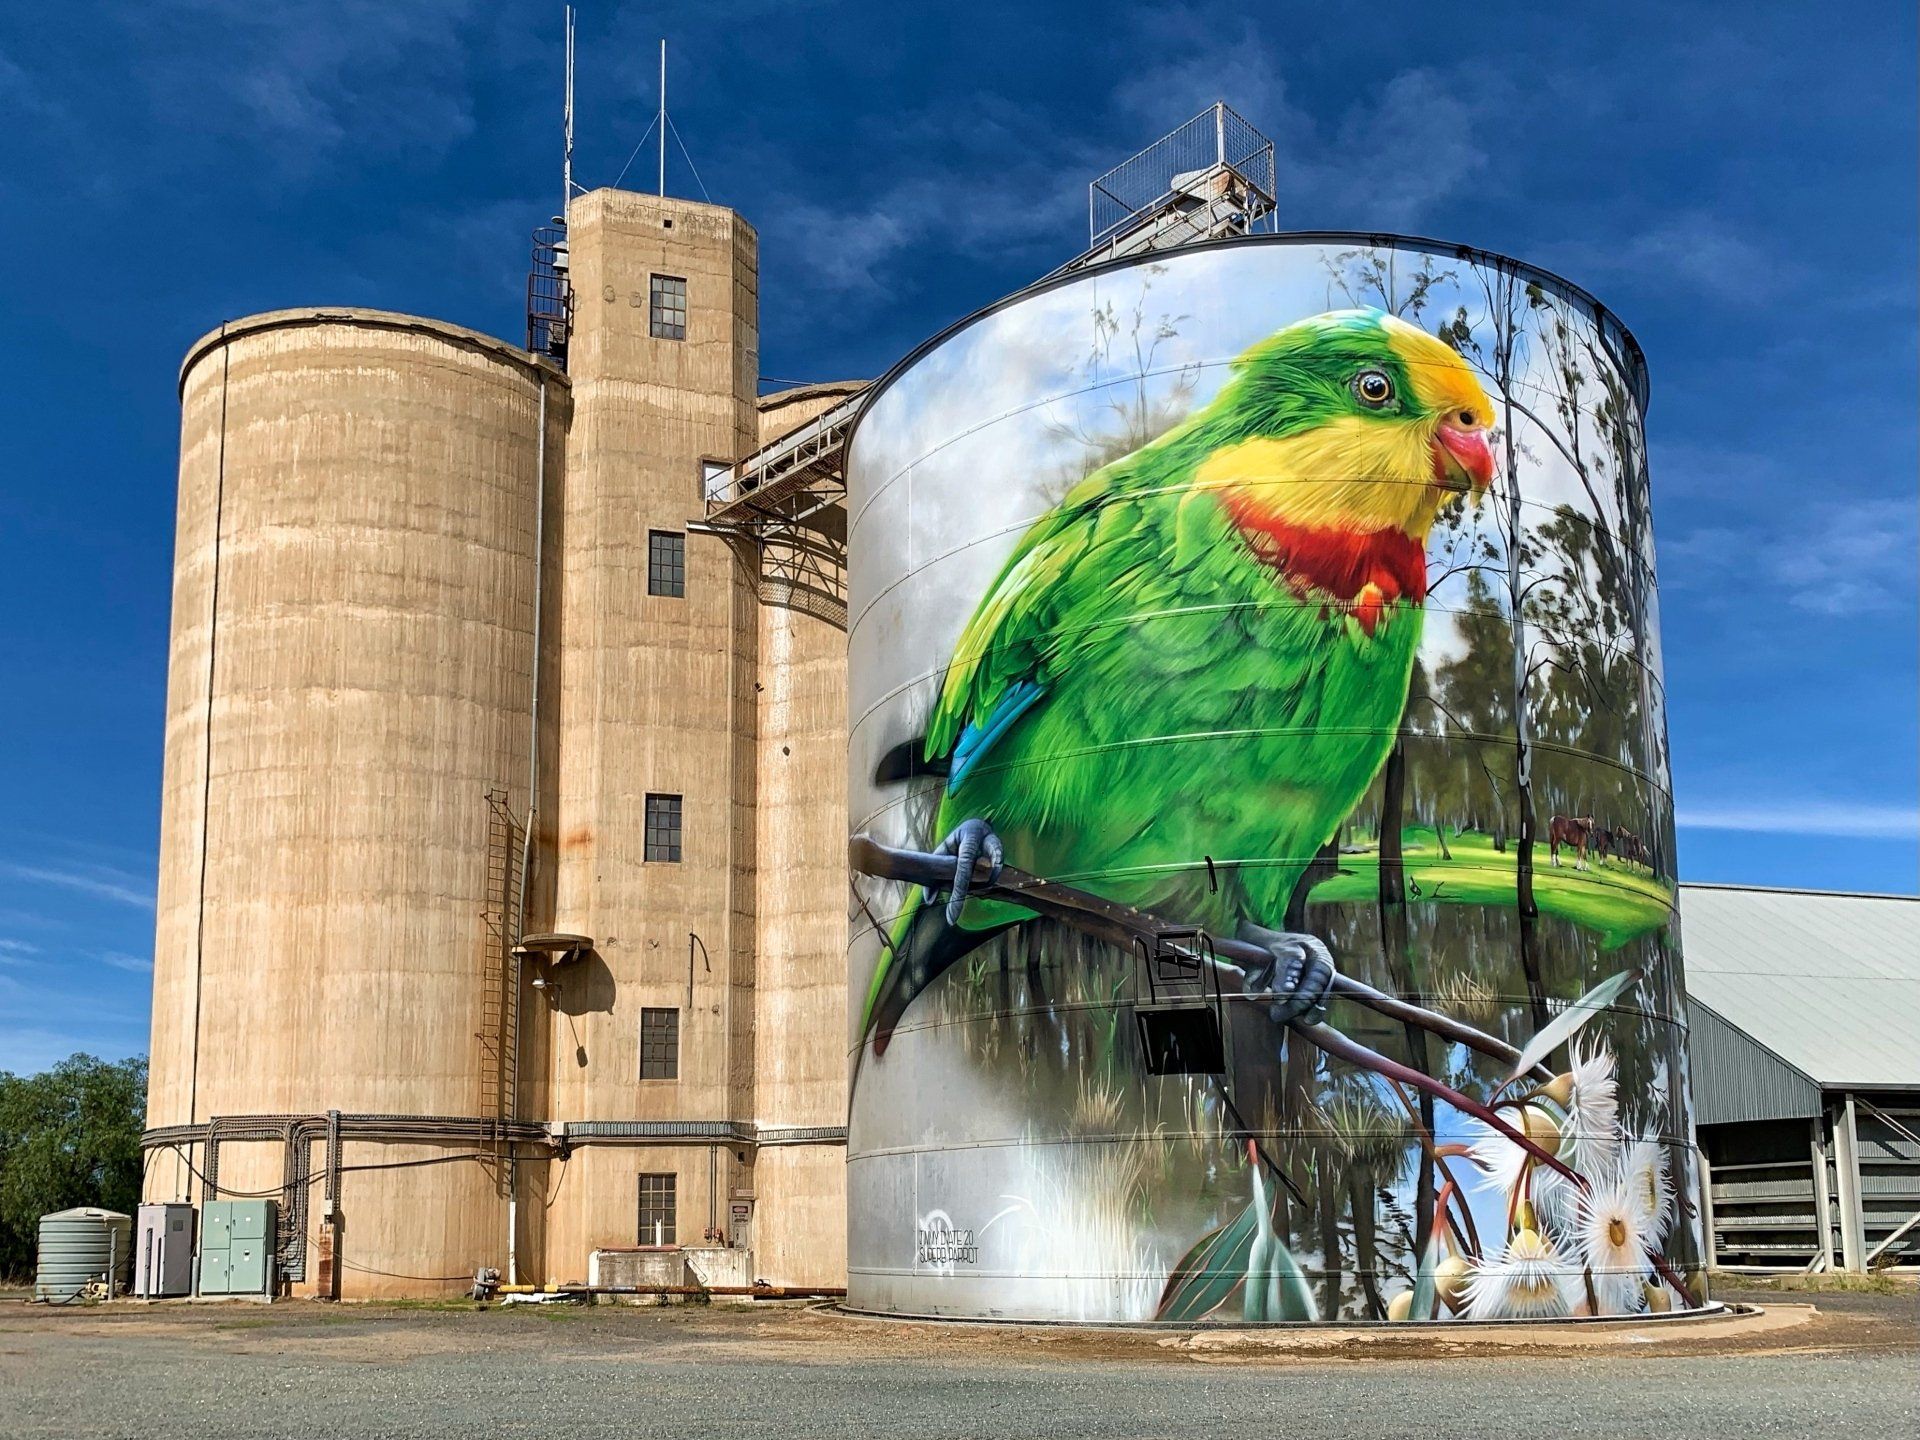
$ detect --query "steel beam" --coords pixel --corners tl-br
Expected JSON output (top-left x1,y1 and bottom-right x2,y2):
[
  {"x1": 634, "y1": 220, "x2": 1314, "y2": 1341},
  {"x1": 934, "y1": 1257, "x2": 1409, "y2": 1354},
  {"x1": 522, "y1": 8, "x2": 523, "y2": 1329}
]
[
  {"x1": 1811, "y1": 1118, "x2": 1836, "y2": 1272},
  {"x1": 1833, "y1": 1094, "x2": 1868, "y2": 1272}
]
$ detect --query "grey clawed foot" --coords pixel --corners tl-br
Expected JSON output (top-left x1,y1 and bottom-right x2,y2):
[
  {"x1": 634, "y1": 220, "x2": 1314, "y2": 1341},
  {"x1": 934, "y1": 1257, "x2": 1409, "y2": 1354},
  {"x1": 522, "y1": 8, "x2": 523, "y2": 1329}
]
[
  {"x1": 926, "y1": 817, "x2": 1004, "y2": 924},
  {"x1": 1239, "y1": 923, "x2": 1336, "y2": 1027}
]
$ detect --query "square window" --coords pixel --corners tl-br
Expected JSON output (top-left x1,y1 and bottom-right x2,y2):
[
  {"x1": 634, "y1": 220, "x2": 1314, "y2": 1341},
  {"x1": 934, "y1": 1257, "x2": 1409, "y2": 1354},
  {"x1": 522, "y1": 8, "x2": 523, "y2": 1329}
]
[
  {"x1": 639, "y1": 1007, "x2": 679, "y2": 1080},
  {"x1": 644, "y1": 793, "x2": 682, "y2": 862},
  {"x1": 649, "y1": 274, "x2": 687, "y2": 340},
  {"x1": 637, "y1": 1172, "x2": 677, "y2": 1246},
  {"x1": 648, "y1": 530, "x2": 685, "y2": 598}
]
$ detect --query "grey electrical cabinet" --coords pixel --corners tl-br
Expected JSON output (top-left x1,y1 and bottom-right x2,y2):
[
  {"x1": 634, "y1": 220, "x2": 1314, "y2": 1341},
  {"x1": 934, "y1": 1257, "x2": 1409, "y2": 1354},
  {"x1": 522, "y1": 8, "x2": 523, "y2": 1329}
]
[
  {"x1": 134, "y1": 1203, "x2": 195, "y2": 1298},
  {"x1": 196, "y1": 1200, "x2": 275, "y2": 1296}
]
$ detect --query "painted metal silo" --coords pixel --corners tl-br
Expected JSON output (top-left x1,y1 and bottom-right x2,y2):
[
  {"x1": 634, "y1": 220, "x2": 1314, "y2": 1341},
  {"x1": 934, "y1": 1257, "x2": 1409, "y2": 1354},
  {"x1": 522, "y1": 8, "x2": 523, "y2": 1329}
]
[
  {"x1": 145, "y1": 309, "x2": 565, "y2": 1296},
  {"x1": 845, "y1": 236, "x2": 1702, "y2": 1322},
  {"x1": 35, "y1": 1207, "x2": 132, "y2": 1301}
]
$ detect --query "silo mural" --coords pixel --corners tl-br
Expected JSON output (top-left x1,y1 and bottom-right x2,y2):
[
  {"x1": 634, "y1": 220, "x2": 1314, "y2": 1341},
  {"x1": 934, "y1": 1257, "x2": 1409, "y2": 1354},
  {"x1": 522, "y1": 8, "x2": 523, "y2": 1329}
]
[{"x1": 845, "y1": 236, "x2": 1701, "y2": 1323}]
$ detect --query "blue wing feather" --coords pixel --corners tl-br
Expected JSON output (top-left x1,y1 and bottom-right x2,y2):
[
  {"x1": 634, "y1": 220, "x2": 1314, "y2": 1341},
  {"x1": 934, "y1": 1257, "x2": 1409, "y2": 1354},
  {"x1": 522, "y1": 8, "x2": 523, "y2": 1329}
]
[{"x1": 947, "y1": 679, "x2": 1045, "y2": 794}]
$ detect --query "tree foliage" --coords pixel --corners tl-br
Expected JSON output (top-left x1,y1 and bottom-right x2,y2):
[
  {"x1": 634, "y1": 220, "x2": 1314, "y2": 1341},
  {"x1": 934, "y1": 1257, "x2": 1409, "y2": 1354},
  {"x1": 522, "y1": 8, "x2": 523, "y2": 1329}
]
[{"x1": 0, "y1": 1054, "x2": 147, "y2": 1281}]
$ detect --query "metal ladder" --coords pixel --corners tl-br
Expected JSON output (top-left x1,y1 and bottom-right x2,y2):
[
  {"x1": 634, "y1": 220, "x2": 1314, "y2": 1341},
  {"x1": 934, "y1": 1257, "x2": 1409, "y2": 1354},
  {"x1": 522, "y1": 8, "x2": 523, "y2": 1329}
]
[{"x1": 478, "y1": 791, "x2": 525, "y2": 1196}]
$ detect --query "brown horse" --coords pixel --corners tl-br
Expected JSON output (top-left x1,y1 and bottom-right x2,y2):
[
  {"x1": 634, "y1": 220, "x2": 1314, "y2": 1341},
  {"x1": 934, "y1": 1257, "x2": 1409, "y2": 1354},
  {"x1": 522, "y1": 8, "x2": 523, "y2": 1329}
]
[
  {"x1": 1548, "y1": 814, "x2": 1598, "y2": 870},
  {"x1": 1610, "y1": 825, "x2": 1649, "y2": 867}
]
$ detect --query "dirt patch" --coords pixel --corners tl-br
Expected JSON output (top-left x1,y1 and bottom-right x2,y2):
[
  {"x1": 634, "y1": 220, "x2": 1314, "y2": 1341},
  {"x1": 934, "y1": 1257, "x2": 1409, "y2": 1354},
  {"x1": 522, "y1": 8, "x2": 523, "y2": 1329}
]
[{"x1": 1, "y1": 1288, "x2": 1912, "y2": 1369}]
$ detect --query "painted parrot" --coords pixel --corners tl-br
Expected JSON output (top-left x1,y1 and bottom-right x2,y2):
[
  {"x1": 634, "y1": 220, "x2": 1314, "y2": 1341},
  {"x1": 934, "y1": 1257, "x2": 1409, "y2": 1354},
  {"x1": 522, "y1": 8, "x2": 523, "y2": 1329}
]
[{"x1": 861, "y1": 308, "x2": 1495, "y2": 1056}]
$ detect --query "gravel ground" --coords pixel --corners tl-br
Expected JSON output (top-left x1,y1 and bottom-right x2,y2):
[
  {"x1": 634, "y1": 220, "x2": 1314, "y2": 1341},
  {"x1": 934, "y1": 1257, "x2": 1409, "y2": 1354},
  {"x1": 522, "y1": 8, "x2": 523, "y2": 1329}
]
[{"x1": 1, "y1": 1285, "x2": 1913, "y2": 1440}]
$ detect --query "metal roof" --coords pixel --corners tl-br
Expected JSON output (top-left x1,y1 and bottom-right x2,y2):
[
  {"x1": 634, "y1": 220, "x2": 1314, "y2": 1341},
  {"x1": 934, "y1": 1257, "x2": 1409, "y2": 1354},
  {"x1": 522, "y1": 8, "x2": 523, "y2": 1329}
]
[{"x1": 1680, "y1": 883, "x2": 1920, "y2": 1094}]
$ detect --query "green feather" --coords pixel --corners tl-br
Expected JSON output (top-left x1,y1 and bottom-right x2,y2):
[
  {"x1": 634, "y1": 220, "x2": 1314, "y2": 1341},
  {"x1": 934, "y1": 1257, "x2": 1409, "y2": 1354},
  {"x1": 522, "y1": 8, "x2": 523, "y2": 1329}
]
[{"x1": 861, "y1": 309, "x2": 1438, "y2": 1042}]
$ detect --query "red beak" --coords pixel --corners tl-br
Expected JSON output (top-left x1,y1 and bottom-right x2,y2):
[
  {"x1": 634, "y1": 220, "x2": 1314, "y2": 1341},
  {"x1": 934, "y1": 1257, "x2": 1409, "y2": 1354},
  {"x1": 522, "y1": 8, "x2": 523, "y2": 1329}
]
[{"x1": 1432, "y1": 423, "x2": 1495, "y2": 492}]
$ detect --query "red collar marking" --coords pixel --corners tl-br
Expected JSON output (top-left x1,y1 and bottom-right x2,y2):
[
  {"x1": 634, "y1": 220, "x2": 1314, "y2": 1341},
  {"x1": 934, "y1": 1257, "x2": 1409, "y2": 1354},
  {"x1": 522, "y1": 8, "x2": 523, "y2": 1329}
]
[{"x1": 1223, "y1": 500, "x2": 1429, "y2": 636}]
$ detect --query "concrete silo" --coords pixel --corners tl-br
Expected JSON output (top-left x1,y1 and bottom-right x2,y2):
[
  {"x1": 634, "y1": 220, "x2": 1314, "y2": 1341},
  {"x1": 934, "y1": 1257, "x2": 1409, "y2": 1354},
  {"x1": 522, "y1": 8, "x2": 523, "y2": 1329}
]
[
  {"x1": 145, "y1": 191, "x2": 865, "y2": 1299},
  {"x1": 146, "y1": 309, "x2": 565, "y2": 1296},
  {"x1": 749, "y1": 380, "x2": 868, "y2": 1286},
  {"x1": 844, "y1": 235, "x2": 1701, "y2": 1322}
]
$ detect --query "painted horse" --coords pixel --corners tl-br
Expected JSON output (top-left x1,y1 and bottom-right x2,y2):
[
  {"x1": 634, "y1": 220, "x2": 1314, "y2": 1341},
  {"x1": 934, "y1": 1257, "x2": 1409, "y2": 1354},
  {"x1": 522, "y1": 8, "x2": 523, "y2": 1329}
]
[{"x1": 1548, "y1": 814, "x2": 1599, "y2": 870}]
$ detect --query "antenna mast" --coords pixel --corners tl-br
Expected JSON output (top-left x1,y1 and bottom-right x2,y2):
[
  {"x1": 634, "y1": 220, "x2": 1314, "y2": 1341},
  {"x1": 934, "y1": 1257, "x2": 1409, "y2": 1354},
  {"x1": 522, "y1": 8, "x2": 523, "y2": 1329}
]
[
  {"x1": 657, "y1": 39, "x2": 667, "y2": 197},
  {"x1": 562, "y1": 5, "x2": 576, "y2": 217}
]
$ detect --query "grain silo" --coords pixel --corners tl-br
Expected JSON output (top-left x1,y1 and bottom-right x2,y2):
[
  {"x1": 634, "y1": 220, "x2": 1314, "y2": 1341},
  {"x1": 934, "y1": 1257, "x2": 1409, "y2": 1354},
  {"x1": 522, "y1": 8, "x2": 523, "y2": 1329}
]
[
  {"x1": 145, "y1": 308, "x2": 565, "y2": 1296},
  {"x1": 844, "y1": 151, "x2": 1702, "y2": 1316},
  {"x1": 144, "y1": 191, "x2": 862, "y2": 1299},
  {"x1": 748, "y1": 381, "x2": 868, "y2": 1285},
  {"x1": 137, "y1": 98, "x2": 1706, "y2": 1314}
]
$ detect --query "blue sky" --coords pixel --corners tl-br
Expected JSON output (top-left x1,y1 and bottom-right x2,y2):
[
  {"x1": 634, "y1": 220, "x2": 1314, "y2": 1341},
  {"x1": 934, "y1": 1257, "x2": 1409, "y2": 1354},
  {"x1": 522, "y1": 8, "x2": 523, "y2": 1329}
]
[{"x1": 0, "y1": 0, "x2": 1914, "y2": 1073}]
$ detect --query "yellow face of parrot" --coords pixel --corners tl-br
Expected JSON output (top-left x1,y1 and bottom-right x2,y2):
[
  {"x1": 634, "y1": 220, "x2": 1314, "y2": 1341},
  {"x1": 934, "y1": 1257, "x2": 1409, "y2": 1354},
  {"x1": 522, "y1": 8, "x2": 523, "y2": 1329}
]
[{"x1": 1193, "y1": 311, "x2": 1496, "y2": 543}]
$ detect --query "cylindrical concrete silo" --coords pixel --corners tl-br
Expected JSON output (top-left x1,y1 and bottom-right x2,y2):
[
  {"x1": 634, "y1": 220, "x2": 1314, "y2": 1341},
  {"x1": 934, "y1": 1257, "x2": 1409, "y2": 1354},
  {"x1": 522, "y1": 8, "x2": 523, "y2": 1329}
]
[
  {"x1": 751, "y1": 380, "x2": 866, "y2": 1285},
  {"x1": 845, "y1": 237, "x2": 1701, "y2": 1322},
  {"x1": 145, "y1": 309, "x2": 565, "y2": 1297}
]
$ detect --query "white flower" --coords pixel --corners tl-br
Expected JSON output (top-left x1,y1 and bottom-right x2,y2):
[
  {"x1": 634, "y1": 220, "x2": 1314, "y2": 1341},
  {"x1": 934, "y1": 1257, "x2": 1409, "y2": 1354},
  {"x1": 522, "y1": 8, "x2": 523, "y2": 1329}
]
[
  {"x1": 1464, "y1": 1227, "x2": 1578, "y2": 1320},
  {"x1": 1465, "y1": 1106, "x2": 1561, "y2": 1201},
  {"x1": 1561, "y1": 1037, "x2": 1621, "y2": 1178},
  {"x1": 1465, "y1": 1119, "x2": 1527, "y2": 1196},
  {"x1": 1574, "y1": 1179, "x2": 1652, "y2": 1315},
  {"x1": 1531, "y1": 1164, "x2": 1581, "y2": 1250},
  {"x1": 1620, "y1": 1138, "x2": 1675, "y2": 1246}
]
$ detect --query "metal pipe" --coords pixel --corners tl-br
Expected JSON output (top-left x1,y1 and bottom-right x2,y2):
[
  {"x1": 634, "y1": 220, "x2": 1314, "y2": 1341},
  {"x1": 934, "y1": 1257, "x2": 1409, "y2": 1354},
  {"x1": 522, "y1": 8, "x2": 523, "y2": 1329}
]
[
  {"x1": 324, "y1": 1109, "x2": 342, "y2": 1214},
  {"x1": 510, "y1": 374, "x2": 550, "y2": 1287},
  {"x1": 489, "y1": 1283, "x2": 844, "y2": 1298},
  {"x1": 185, "y1": 335, "x2": 233, "y2": 1204}
]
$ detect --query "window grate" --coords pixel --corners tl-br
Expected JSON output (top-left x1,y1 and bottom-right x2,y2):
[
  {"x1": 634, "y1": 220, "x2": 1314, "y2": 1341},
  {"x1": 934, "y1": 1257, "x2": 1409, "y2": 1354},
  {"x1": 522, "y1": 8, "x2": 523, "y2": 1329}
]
[
  {"x1": 637, "y1": 1172, "x2": 677, "y2": 1246},
  {"x1": 649, "y1": 274, "x2": 687, "y2": 340},
  {"x1": 640, "y1": 1007, "x2": 679, "y2": 1080},
  {"x1": 648, "y1": 530, "x2": 686, "y2": 598},
  {"x1": 644, "y1": 793, "x2": 682, "y2": 862}
]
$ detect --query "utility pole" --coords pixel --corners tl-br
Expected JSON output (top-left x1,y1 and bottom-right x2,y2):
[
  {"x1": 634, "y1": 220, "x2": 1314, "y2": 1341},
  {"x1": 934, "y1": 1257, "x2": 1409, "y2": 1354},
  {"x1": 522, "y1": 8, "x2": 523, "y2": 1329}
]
[{"x1": 563, "y1": 5, "x2": 575, "y2": 217}]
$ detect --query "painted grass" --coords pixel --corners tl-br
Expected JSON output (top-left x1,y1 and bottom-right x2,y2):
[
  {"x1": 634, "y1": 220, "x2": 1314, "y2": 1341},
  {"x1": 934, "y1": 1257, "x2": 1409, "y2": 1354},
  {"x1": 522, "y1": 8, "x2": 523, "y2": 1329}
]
[{"x1": 1307, "y1": 827, "x2": 1674, "y2": 949}]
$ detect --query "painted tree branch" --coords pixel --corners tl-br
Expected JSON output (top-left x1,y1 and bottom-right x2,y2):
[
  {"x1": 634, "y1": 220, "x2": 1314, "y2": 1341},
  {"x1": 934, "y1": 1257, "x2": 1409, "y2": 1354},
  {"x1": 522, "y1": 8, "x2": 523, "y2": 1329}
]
[{"x1": 849, "y1": 834, "x2": 1547, "y2": 1076}]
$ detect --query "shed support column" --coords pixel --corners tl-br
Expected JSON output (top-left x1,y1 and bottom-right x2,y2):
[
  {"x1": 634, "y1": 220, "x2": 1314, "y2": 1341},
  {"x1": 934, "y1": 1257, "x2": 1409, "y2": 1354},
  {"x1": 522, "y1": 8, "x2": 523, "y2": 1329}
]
[
  {"x1": 1697, "y1": 1147, "x2": 1718, "y2": 1270},
  {"x1": 1832, "y1": 1095, "x2": 1867, "y2": 1272},
  {"x1": 1810, "y1": 1119, "x2": 1835, "y2": 1272}
]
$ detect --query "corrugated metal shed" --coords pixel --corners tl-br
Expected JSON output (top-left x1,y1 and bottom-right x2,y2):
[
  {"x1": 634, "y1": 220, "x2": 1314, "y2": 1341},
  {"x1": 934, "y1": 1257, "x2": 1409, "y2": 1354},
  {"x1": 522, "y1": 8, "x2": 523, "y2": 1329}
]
[
  {"x1": 1680, "y1": 884, "x2": 1920, "y2": 1099},
  {"x1": 1685, "y1": 996, "x2": 1821, "y2": 1125}
]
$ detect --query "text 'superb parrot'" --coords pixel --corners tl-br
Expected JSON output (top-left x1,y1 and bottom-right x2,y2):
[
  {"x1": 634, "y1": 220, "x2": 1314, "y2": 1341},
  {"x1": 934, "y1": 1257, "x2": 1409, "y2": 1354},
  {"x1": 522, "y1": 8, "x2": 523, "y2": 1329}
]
[{"x1": 862, "y1": 308, "x2": 1495, "y2": 1056}]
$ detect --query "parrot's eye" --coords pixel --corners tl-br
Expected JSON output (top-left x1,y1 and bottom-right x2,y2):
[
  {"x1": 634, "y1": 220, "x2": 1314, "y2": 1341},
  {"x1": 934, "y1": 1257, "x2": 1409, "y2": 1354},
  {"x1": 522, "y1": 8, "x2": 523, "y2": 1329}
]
[{"x1": 1352, "y1": 370, "x2": 1395, "y2": 409}]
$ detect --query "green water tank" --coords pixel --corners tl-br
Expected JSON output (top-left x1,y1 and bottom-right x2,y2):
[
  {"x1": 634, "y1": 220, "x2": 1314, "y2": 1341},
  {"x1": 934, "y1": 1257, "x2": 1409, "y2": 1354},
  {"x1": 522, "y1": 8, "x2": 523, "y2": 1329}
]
[{"x1": 34, "y1": 1207, "x2": 132, "y2": 1301}]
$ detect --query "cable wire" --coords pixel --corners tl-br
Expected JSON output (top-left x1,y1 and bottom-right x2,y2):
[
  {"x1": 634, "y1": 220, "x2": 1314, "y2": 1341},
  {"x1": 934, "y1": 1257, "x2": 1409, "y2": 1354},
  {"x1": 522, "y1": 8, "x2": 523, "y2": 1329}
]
[
  {"x1": 611, "y1": 113, "x2": 661, "y2": 192},
  {"x1": 665, "y1": 112, "x2": 711, "y2": 202}
]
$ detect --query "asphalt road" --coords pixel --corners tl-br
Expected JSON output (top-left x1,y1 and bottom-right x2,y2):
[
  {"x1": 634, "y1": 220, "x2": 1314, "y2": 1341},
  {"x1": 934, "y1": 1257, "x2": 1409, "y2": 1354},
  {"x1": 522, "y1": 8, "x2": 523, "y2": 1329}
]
[{"x1": 2, "y1": 1288, "x2": 1913, "y2": 1440}]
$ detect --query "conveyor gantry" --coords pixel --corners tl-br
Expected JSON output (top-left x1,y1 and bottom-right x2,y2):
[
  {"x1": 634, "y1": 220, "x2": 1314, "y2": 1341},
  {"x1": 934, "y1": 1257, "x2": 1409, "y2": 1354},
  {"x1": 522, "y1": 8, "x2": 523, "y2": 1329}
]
[{"x1": 703, "y1": 393, "x2": 863, "y2": 530}]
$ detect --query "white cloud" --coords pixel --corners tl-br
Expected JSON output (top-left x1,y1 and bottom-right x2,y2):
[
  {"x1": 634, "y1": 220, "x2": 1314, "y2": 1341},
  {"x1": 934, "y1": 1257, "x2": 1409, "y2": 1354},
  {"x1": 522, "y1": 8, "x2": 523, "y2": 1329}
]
[
  {"x1": 99, "y1": 951, "x2": 155, "y2": 974},
  {"x1": 1663, "y1": 495, "x2": 1916, "y2": 616},
  {"x1": 1543, "y1": 210, "x2": 1790, "y2": 305},
  {"x1": 1768, "y1": 497, "x2": 1917, "y2": 616},
  {"x1": 0, "y1": 862, "x2": 155, "y2": 910},
  {"x1": 127, "y1": 0, "x2": 483, "y2": 177},
  {"x1": 1113, "y1": 20, "x2": 1487, "y2": 232},
  {"x1": 761, "y1": 20, "x2": 1487, "y2": 310},
  {"x1": 1677, "y1": 800, "x2": 1918, "y2": 840}
]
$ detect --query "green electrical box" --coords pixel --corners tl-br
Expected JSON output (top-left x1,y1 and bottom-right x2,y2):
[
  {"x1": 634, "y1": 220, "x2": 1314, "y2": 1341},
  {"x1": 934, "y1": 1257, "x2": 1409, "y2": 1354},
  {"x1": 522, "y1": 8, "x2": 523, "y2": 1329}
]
[{"x1": 196, "y1": 1200, "x2": 275, "y2": 1296}]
